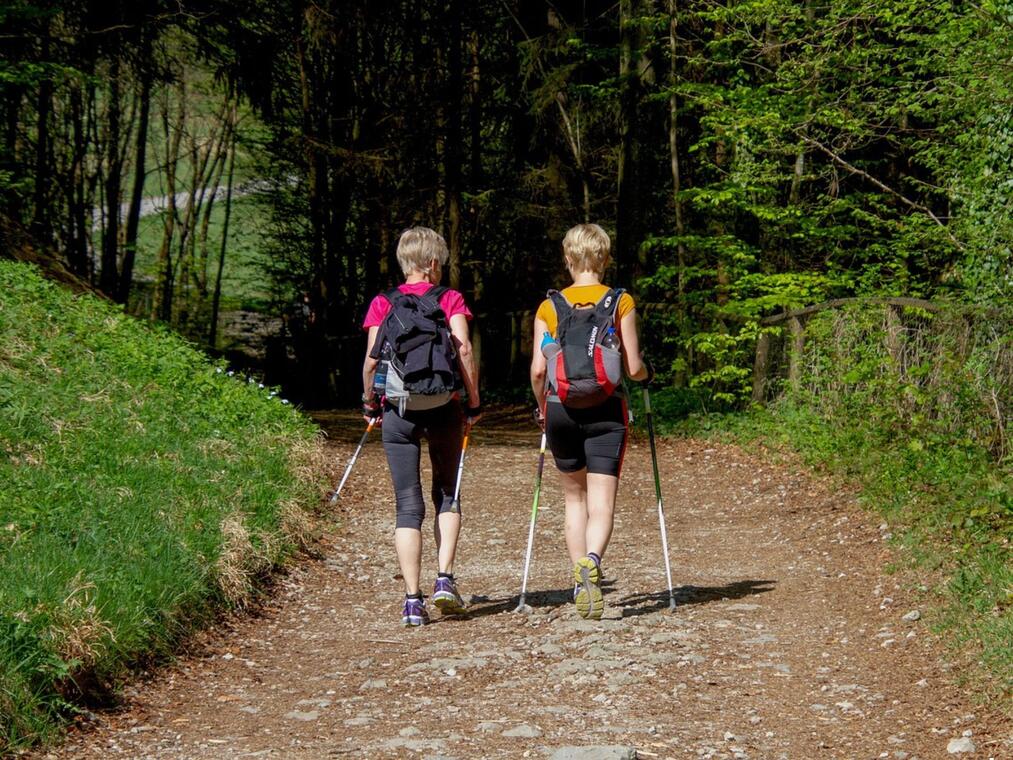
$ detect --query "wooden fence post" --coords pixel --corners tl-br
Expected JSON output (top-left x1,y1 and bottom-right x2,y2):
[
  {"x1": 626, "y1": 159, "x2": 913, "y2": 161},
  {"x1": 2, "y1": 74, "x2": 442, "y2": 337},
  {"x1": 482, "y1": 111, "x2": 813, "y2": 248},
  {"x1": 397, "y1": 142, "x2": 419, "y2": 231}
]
[
  {"x1": 788, "y1": 316, "x2": 804, "y2": 392},
  {"x1": 751, "y1": 331, "x2": 771, "y2": 404},
  {"x1": 885, "y1": 304, "x2": 901, "y2": 364}
]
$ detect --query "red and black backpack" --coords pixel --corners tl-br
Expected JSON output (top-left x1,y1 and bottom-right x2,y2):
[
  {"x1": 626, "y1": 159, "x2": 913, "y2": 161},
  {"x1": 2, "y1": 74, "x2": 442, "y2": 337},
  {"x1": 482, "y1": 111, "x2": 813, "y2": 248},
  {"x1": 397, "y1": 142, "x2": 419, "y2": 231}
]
[{"x1": 544, "y1": 288, "x2": 625, "y2": 408}]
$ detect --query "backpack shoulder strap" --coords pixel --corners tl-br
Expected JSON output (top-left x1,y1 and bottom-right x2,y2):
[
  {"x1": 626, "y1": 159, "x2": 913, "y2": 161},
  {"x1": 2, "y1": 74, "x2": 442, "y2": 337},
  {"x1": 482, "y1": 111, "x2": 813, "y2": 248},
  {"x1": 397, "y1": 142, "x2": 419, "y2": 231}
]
[
  {"x1": 382, "y1": 287, "x2": 404, "y2": 306},
  {"x1": 594, "y1": 287, "x2": 624, "y2": 320},
  {"x1": 547, "y1": 289, "x2": 571, "y2": 318},
  {"x1": 422, "y1": 285, "x2": 449, "y2": 310}
]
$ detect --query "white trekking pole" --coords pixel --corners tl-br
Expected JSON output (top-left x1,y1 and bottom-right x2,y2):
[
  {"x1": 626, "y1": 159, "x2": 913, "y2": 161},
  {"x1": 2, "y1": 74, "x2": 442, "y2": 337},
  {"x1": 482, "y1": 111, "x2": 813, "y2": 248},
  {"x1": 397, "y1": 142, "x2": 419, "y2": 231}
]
[
  {"x1": 643, "y1": 387, "x2": 677, "y2": 611},
  {"x1": 329, "y1": 419, "x2": 376, "y2": 504},
  {"x1": 514, "y1": 431, "x2": 547, "y2": 614},
  {"x1": 449, "y1": 421, "x2": 472, "y2": 512}
]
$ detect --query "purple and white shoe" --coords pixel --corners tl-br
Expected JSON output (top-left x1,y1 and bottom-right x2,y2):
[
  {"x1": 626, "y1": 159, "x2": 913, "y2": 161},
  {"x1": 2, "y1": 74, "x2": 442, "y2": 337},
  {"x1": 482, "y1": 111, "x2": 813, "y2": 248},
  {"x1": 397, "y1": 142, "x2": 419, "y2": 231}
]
[
  {"x1": 401, "y1": 596, "x2": 430, "y2": 626},
  {"x1": 432, "y1": 576, "x2": 467, "y2": 615}
]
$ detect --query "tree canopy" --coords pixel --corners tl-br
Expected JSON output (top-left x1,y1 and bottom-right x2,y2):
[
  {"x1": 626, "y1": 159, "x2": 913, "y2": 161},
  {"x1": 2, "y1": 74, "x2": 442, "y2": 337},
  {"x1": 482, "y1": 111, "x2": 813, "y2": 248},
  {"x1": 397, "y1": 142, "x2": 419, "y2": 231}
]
[{"x1": 1, "y1": 0, "x2": 1010, "y2": 404}]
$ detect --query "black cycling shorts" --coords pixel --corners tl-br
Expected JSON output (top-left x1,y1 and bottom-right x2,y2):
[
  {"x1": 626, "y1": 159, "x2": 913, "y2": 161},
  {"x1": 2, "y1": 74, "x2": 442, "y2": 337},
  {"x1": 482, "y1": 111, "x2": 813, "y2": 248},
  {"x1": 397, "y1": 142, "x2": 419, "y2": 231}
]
[{"x1": 544, "y1": 395, "x2": 628, "y2": 477}]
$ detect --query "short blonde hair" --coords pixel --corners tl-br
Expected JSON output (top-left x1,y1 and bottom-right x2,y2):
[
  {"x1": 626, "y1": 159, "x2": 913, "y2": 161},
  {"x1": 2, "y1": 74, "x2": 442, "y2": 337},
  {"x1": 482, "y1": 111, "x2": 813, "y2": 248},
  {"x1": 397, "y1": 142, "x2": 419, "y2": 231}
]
[
  {"x1": 562, "y1": 223, "x2": 611, "y2": 276},
  {"x1": 397, "y1": 226, "x2": 449, "y2": 275}
]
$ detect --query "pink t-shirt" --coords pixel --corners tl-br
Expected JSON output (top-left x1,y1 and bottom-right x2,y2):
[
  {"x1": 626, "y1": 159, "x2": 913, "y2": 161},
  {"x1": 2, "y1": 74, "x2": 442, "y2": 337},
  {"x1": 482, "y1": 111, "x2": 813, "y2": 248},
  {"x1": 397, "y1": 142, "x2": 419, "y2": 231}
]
[{"x1": 362, "y1": 282, "x2": 473, "y2": 330}]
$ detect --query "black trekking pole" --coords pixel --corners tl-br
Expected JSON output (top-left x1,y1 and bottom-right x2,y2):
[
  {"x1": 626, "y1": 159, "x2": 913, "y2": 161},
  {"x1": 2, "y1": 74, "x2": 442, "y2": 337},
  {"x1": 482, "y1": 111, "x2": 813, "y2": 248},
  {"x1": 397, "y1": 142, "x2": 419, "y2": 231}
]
[
  {"x1": 328, "y1": 419, "x2": 376, "y2": 504},
  {"x1": 514, "y1": 431, "x2": 547, "y2": 614},
  {"x1": 643, "y1": 387, "x2": 677, "y2": 611}
]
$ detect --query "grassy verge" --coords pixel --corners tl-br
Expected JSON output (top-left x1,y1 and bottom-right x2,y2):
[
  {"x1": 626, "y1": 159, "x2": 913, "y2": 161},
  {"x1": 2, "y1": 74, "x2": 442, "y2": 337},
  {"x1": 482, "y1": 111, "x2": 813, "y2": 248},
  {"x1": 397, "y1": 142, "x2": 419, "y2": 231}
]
[
  {"x1": 645, "y1": 304, "x2": 1012, "y2": 705},
  {"x1": 0, "y1": 261, "x2": 321, "y2": 752}
]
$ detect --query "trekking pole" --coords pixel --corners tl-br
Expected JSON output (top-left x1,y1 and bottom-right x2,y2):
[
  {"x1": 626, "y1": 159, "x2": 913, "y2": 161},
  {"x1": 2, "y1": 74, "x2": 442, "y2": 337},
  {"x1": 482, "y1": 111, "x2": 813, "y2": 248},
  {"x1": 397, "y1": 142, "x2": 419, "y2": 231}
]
[
  {"x1": 514, "y1": 431, "x2": 548, "y2": 614},
  {"x1": 643, "y1": 387, "x2": 677, "y2": 611},
  {"x1": 328, "y1": 419, "x2": 376, "y2": 504},
  {"x1": 449, "y1": 421, "x2": 472, "y2": 512}
]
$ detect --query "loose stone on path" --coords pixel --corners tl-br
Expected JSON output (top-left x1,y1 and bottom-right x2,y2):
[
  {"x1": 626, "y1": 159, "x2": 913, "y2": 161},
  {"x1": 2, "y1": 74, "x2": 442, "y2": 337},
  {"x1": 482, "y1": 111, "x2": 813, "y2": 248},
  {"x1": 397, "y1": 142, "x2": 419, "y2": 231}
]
[
  {"x1": 548, "y1": 747, "x2": 637, "y2": 760},
  {"x1": 503, "y1": 723, "x2": 542, "y2": 738}
]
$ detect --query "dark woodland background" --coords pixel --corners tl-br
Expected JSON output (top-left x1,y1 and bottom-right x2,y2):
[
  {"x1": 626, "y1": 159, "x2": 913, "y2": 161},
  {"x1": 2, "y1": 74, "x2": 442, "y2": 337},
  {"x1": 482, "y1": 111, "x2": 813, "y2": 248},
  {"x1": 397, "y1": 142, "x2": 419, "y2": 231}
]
[{"x1": 2, "y1": 0, "x2": 1011, "y2": 406}]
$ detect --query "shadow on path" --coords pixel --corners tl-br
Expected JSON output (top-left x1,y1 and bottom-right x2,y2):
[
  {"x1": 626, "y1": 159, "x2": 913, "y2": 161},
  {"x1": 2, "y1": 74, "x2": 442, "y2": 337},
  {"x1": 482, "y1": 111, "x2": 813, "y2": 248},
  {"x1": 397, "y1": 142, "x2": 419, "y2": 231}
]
[
  {"x1": 431, "y1": 579, "x2": 776, "y2": 622},
  {"x1": 619, "y1": 579, "x2": 777, "y2": 617}
]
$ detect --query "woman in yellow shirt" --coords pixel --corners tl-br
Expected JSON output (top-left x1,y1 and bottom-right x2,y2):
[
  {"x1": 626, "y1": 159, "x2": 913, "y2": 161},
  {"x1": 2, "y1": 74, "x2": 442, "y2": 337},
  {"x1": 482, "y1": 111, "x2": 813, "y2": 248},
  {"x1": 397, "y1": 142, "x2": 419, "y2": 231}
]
[{"x1": 530, "y1": 223, "x2": 652, "y2": 620}]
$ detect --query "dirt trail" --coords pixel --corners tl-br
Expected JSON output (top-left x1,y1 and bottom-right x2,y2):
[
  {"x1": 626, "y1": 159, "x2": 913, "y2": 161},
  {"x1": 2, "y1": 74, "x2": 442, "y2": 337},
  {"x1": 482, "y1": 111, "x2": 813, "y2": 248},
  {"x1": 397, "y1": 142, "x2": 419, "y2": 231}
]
[{"x1": 48, "y1": 409, "x2": 1010, "y2": 759}]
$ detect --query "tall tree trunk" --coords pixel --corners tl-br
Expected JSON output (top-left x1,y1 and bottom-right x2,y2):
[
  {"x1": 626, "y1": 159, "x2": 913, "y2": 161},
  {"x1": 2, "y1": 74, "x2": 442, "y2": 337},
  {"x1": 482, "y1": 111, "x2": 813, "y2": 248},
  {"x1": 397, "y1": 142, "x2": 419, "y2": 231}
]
[
  {"x1": 446, "y1": 0, "x2": 464, "y2": 290},
  {"x1": 209, "y1": 128, "x2": 237, "y2": 348},
  {"x1": 31, "y1": 25, "x2": 52, "y2": 244},
  {"x1": 616, "y1": 0, "x2": 644, "y2": 284},
  {"x1": 66, "y1": 85, "x2": 90, "y2": 276},
  {"x1": 99, "y1": 57, "x2": 123, "y2": 295},
  {"x1": 119, "y1": 36, "x2": 154, "y2": 305},
  {"x1": 297, "y1": 32, "x2": 327, "y2": 308},
  {"x1": 196, "y1": 102, "x2": 234, "y2": 298},
  {"x1": 668, "y1": 0, "x2": 689, "y2": 385},
  {"x1": 3, "y1": 86, "x2": 22, "y2": 180},
  {"x1": 667, "y1": 0, "x2": 687, "y2": 293},
  {"x1": 153, "y1": 79, "x2": 186, "y2": 322},
  {"x1": 468, "y1": 23, "x2": 485, "y2": 377}
]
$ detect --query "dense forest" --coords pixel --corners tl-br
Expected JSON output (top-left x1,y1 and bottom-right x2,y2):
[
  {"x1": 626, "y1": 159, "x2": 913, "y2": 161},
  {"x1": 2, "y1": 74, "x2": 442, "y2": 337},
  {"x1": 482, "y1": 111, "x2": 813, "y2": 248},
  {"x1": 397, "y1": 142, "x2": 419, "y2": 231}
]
[{"x1": 1, "y1": 0, "x2": 1011, "y2": 405}]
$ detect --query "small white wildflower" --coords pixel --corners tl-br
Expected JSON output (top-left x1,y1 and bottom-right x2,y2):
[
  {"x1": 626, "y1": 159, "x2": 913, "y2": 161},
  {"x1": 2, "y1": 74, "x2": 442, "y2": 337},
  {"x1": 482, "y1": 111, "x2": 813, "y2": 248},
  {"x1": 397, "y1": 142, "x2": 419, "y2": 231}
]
[
  {"x1": 258, "y1": 383, "x2": 265, "y2": 389},
  {"x1": 281, "y1": 399, "x2": 289, "y2": 405},
  {"x1": 227, "y1": 370, "x2": 234, "y2": 376},
  {"x1": 215, "y1": 367, "x2": 224, "y2": 374}
]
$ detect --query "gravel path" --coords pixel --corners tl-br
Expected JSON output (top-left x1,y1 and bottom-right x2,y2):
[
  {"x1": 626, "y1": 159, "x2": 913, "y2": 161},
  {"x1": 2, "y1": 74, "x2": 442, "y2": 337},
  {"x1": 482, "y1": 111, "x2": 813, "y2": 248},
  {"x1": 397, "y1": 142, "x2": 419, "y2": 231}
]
[{"x1": 45, "y1": 409, "x2": 1010, "y2": 759}]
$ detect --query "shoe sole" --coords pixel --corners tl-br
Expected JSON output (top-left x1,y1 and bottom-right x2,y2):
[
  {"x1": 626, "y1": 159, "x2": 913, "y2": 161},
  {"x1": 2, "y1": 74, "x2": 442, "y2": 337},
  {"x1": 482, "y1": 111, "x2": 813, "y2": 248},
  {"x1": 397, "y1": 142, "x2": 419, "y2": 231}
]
[
  {"x1": 573, "y1": 557, "x2": 604, "y2": 620},
  {"x1": 402, "y1": 614, "x2": 429, "y2": 626},
  {"x1": 432, "y1": 592, "x2": 468, "y2": 616}
]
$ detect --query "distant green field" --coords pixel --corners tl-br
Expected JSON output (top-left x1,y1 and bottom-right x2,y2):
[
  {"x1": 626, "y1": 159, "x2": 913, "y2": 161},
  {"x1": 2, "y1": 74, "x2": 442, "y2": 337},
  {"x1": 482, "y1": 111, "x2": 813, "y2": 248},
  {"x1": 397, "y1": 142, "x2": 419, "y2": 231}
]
[
  {"x1": 131, "y1": 193, "x2": 274, "y2": 312},
  {"x1": 0, "y1": 261, "x2": 320, "y2": 752}
]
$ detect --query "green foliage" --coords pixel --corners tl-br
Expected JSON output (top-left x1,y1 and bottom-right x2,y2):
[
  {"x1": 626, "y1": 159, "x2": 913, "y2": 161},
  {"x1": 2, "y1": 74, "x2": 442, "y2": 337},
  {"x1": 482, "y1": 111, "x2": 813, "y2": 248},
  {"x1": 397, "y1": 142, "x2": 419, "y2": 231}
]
[{"x1": 0, "y1": 261, "x2": 319, "y2": 752}]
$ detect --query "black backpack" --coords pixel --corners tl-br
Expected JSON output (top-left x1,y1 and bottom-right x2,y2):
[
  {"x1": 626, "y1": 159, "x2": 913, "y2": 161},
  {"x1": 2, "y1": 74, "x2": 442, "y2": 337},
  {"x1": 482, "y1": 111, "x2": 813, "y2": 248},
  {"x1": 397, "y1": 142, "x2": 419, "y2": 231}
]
[
  {"x1": 370, "y1": 285, "x2": 461, "y2": 412},
  {"x1": 544, "y1": 288, "x2": 624, "y2": 408}
]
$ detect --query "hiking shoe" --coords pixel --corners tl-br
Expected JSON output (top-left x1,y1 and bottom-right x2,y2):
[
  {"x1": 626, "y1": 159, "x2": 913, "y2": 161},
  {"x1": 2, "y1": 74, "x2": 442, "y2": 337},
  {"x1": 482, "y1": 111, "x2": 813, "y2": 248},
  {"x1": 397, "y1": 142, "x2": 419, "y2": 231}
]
[
  {"x1": 401, "y1": 596, "x2": 430, "y2": 627},
  {"x1": 432, "y1": 576, "x2": 467, "y2": 615},
  {"x1": 573, "y1": 556, "x2": 604, "y2": 620}
]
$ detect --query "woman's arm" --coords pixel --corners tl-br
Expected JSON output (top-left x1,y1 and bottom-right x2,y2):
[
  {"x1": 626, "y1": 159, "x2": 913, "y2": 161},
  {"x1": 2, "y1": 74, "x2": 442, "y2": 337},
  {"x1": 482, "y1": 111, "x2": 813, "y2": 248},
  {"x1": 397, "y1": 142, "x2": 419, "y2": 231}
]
[
  {"x1": 450, "y1": 314, "x2": 481, "y2": 419},
  {"x1": 617, "y1": 308, "x2": 648, "y2": 382},
  {"x1": 362, "y1": 326, "x2": 380, "y2": 394},
  {"x1": 361, "y1": 325, "x2": 381, "y2": 422},
  {"x1": 530, "y1": 315, "x2": 549, "y2": 411}
]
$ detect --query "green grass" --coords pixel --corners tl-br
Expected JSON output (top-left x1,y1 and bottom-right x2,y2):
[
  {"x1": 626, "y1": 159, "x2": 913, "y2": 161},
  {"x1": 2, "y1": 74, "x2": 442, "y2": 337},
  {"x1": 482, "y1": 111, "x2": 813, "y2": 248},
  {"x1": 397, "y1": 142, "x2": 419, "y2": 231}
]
[{"x1": 0, "y1": 261, "x2": 320, "y2": 752}]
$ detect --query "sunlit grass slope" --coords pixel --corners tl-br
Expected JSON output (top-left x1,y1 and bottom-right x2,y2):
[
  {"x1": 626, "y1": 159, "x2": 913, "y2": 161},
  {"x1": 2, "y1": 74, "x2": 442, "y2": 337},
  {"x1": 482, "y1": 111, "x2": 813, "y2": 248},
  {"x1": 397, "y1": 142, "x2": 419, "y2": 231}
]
[{"x1": 0, "y1": 260, "x2": 320, "y2": 751}]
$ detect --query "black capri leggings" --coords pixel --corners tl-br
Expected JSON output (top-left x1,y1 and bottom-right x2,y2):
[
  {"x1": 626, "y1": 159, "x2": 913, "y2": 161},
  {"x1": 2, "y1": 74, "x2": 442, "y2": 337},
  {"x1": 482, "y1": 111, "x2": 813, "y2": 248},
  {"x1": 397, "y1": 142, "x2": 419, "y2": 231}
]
[
  {"x1": 545, "y1": 395, "x2": 628, "y2": 477},
  {"x1": 382, "y1": 400, "x2": 465, "y2": 530}
]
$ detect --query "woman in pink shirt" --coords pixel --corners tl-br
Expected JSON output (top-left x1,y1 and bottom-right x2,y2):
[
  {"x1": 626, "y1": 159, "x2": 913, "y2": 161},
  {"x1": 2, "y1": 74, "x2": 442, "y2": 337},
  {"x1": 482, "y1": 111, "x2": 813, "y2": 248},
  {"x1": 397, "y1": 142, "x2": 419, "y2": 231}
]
[{"x1": 361, "y1": 227, "x2": 482, "y2": 626}]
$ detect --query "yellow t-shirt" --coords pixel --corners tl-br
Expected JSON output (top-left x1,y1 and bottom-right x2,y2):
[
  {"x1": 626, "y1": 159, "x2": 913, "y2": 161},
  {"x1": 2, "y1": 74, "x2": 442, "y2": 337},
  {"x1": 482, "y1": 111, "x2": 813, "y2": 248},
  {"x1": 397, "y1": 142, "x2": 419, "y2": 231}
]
[{"x1": 535, "y1": 284, "x2": 635, "y2": 337}]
